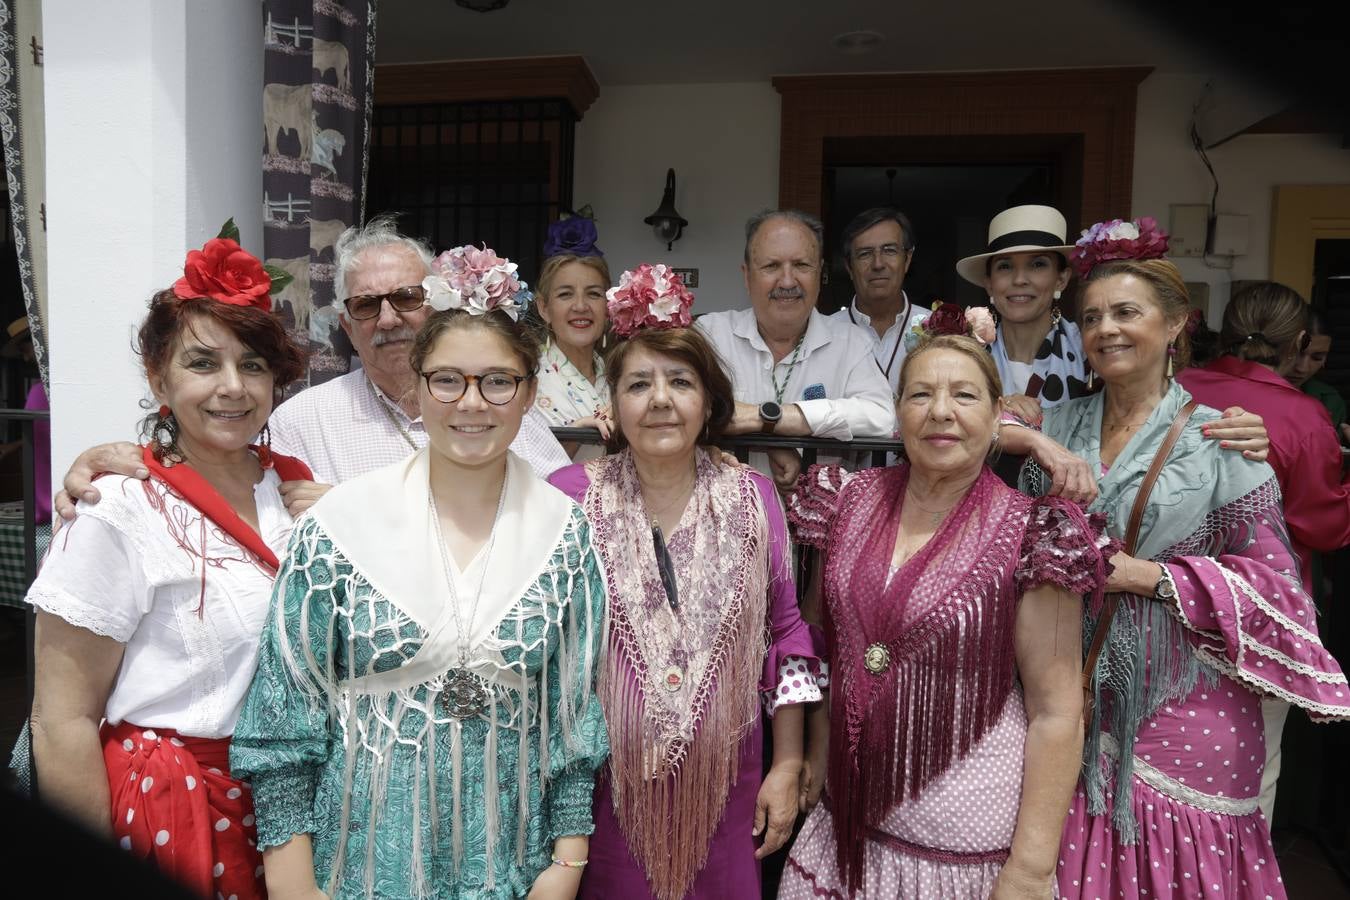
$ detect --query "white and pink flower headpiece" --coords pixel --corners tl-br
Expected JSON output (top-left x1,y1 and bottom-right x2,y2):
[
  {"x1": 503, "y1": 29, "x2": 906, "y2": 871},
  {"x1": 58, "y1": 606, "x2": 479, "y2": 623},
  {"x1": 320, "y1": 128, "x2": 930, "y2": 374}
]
[
  {"x1": 1070, "y1": 217, "x2": 1170, "y2": 279},
  {"x1": 422, "y1": 244, "x2": 531, "y2": 321},
  {"x1": 605, "y1": 263, "x2": 695, "y2": 337}
]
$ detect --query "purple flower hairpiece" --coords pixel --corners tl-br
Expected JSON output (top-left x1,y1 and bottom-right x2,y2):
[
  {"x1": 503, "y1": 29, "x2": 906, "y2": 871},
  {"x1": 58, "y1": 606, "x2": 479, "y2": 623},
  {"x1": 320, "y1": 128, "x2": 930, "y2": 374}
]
[
  {"x1": 543, "y1": 215, "x2": 602, "y2": 259},
  {"x1": 1070, "y1": 217, "x2": 1170, "y2": 279}
]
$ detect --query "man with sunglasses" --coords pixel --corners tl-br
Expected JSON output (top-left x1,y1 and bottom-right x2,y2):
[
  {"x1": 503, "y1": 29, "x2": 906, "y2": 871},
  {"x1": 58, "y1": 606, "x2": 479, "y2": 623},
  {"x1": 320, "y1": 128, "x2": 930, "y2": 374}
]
[{"x1": 53, "y1": 217, "x2": 569, "y2": 520}]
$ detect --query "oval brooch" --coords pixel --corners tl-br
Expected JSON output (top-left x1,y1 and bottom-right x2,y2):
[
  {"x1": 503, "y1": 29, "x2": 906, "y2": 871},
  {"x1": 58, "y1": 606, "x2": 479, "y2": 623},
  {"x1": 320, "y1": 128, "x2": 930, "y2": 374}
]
[{"x1": 863, "y1": 642, "x2": 891, "y2": 675}]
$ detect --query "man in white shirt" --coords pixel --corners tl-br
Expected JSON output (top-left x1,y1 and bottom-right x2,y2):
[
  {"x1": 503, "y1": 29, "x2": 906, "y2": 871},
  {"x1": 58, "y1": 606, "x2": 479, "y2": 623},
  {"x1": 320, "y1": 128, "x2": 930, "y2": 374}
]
[
  {"x1": 267, "y1": 217, "x2": 568, "y2": 507},
  {"x1": 695, "y1": 209, "x2": 895, "y2": 442},
  {"x1": 54, "y1": 216, "x2": 569, "y2": 519},
  {"x1": 829, "y1": 207, "x2": 930, "y2": 398}
]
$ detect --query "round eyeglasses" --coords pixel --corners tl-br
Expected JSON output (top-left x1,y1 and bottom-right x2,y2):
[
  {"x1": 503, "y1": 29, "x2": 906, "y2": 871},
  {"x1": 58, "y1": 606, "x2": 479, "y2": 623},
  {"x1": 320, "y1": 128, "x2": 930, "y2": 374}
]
[
  {"x1": 421, "y1": 370, "x2": 530, "y2": 405},
  {"x1": 343, "y1": 285, "x2": 427, "y2": 321}
]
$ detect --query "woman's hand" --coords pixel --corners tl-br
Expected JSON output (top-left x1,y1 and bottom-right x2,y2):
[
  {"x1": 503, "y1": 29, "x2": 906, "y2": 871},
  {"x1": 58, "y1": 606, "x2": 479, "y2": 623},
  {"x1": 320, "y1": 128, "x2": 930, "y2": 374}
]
[
  {"x1": 55, "y1": 441, "x2": 146, "y2": 521},
  {"x1": 1105, "y1": 552, "x2": 1165, "y2": 597},
  {"x1": 990, "y1": 860, "x2": 1055, "y2": 899},
  {"x1": 1023, "y1": 432, "x2": 1097, "y2": 505},
  {"x1": 753, "y1": 760, "x2": 801, "y2": 859},
  {"x1": 278, "y1": 480, "x2": 334, "y2": 518},
  {"x1": 1002, "y1": 394, "x2": 1044, "y2": 428},
  {"x1": 569, "y1": 414, "x2": 612, "y2": 443},
  {"x1": 798, "y1": 735, "x2": 827, "y2": 814},
  {"x1": 1201, "y1": 407, "x2": 1269, "y2": 462},
  {"x1": 766, "y1": 448, "x2": 802, "y2": 495},
  {"x1": 525, "y1": 864, "x2": 583, "y2": 900}
]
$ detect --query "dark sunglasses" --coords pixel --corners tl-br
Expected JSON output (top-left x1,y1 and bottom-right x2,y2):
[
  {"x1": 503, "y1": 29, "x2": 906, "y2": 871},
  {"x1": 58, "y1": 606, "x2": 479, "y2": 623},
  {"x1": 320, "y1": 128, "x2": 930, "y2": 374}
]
[{"x1": 343, "y1": 285, "x2": 427, "y2": 321}]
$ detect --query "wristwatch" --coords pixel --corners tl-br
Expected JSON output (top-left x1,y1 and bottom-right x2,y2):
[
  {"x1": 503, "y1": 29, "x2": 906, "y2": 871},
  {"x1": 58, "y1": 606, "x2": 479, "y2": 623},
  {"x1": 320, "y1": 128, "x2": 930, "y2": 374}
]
[
  {"x1": 759, "y1": 401, "x2": 783, "y2": 433},
  {"x1": 1153, "y1": 566, "x2": 1178, "y2": 602}
]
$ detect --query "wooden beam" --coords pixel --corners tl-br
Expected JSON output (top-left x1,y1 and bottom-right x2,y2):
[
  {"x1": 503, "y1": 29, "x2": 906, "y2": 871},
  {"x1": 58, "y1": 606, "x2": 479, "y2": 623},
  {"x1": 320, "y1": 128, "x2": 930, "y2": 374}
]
[{"x1": 375, "y1": 55, "x2": 599, "y2": 118}]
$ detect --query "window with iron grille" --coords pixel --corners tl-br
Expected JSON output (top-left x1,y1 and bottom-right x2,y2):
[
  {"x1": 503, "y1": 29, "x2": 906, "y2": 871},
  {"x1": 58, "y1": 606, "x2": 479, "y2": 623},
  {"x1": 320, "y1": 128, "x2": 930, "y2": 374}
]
[{"x1": 366, "y1": 98, "x2": 576, "y2": 284}]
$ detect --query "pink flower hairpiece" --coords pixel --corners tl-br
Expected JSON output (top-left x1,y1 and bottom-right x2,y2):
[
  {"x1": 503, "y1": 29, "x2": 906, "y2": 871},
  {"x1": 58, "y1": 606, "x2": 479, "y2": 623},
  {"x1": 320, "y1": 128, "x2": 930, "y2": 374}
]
[
  {"x1": 605, "y1": 263, "x2": 695, "y2": 337},
  {"x1": 1070, "y1": 217, "x2": 1170, "y2": 279},
  {"x1": 904, "y1": 302, "x2": 996, "y2": 351},
  {"x1": 422, "y1": 244, "x2": 527, "y2": 321}
]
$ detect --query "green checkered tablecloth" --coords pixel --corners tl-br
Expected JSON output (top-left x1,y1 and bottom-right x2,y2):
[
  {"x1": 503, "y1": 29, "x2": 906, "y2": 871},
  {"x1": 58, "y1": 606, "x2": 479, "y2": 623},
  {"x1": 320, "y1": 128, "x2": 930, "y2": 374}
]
[{"x1": 0, "y1": 501, "x2": 48, "y2": 608}]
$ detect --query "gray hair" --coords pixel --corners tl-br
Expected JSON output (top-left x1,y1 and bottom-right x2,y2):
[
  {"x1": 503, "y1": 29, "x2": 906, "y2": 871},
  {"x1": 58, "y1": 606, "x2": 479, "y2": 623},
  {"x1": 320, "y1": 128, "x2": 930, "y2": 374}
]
[
  {"x1": 333, "y1": 213, "x2": 435, "y2": 302},
  {"x1": 743, "y1": 209, "x2": 824, "y2": 264}
]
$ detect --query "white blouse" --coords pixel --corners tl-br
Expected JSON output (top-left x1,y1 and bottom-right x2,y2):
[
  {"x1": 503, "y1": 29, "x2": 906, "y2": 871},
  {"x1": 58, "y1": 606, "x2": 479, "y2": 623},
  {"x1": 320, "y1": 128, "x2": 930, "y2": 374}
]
[{"x1": 27, "y1": 470, "x2": 294, "y2": 738}]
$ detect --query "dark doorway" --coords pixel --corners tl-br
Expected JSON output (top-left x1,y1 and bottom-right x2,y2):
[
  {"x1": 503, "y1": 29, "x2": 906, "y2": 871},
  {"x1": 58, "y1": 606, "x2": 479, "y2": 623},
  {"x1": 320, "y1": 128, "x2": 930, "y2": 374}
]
[
  {"x1": 1312, "y1": 238, "x2": 1350, "y2": 399},
  {"x1": 818, "y1": 134, "x2": 1083, "y2": 316}
]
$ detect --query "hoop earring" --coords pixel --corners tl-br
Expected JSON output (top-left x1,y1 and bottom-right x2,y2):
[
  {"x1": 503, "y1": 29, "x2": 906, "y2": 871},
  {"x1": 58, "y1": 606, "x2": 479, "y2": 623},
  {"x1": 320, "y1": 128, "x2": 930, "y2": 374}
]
[{"x1": 152, "y1": 405, "x2": 181, "y2": 462}]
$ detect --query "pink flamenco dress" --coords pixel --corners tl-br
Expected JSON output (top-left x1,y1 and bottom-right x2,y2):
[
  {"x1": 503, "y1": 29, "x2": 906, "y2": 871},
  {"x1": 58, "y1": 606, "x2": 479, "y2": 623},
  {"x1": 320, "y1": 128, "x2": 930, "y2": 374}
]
[
  {"x1": 778, "y1": 462, "x2": 1113, "y2": 899},
  {"x1": 1026, "y1": 382, "x2": 1350, "y2": 899}
]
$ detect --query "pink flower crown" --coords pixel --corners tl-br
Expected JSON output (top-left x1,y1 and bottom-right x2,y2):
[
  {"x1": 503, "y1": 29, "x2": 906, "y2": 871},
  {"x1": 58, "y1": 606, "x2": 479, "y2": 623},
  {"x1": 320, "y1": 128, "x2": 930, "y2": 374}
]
[
  {"x1": 1070, "y1": 217, "x2": 1170, "y2": 279},
  {"x1": 422, "y1": 244, "x2": 530, "y2": 321},
  {"x1": 605, "y1": 263, "x2": 695, "y2": 338}
]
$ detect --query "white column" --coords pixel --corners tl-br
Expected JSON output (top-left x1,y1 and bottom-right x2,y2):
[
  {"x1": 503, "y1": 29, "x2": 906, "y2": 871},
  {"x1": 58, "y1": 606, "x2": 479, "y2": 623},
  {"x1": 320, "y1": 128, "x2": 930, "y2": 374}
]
[{"x1": 44, "y1": 0, "x2": 262, "y2": 487}]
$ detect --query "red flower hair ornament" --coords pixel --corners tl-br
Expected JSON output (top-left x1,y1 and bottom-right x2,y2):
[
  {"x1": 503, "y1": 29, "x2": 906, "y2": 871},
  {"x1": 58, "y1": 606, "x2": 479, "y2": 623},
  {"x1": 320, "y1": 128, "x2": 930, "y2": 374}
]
[
  {"x1": 605, "y1": 263, "x2": 695, "y2": 337},
  {"x1": 170, "y1": 219, "x2": 294, "y2": 312},
  {"x1": 1070, "y1": 217, "x2": 1170, "y2": 279}
]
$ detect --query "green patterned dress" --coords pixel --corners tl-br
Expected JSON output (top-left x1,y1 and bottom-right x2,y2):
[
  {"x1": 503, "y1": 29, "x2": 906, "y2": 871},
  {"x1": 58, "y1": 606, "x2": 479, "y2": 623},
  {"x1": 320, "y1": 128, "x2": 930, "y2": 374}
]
[{"x1": 231, "y1": 503, "x2": 608, "y2": 900}]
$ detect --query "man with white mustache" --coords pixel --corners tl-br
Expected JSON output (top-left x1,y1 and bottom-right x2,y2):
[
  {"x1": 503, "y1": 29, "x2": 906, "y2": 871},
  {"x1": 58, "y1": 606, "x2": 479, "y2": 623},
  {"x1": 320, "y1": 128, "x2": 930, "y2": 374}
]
[
  {"x1": 54, "y1": 217, "x2": 569, "y2": 519},
  {"x1": 695, "y1": 210, "x2": 895, "y2": 455}
]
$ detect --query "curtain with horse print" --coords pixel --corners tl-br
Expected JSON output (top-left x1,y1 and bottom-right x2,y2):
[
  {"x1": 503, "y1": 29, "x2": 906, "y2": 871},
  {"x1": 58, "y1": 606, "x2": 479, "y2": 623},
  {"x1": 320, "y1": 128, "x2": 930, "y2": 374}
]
[{"x1": 263, "y1": 0, "x2": 376, "y2": 391}]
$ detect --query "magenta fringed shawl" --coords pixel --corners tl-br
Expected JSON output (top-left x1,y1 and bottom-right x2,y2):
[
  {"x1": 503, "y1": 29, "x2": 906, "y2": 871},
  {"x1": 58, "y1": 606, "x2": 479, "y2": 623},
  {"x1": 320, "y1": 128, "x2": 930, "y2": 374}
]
[{"x1": 822, "y1": 464, "x2": 1030, "y2": 893}]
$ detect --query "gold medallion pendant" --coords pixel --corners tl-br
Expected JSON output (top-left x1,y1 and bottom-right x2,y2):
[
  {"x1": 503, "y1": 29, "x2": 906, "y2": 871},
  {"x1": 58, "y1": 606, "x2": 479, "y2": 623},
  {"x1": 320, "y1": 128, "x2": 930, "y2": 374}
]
[{"x1": 863, "y1": 642, "x2": 891, "y2": 675}]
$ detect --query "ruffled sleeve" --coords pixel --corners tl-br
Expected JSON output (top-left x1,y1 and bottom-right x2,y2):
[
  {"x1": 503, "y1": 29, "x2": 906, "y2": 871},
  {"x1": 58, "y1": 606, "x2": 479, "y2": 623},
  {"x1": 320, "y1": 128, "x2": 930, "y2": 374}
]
[
  {"x1": 752, "y1": 472, "x2": 826, "y2": 715},
  {"x1": 1015, "y1": 496, "x2": 1118, "y2": 596},
  {"x1": 786, "y1": 464, "x2": 856, "y2": 549}
]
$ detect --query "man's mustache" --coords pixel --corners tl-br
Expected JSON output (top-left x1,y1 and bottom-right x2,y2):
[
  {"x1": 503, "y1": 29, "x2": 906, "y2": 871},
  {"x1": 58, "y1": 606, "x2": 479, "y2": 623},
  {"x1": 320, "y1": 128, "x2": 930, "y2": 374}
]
[{"x1": 371, "y1": 326, "x2": 417, "y2": 346}]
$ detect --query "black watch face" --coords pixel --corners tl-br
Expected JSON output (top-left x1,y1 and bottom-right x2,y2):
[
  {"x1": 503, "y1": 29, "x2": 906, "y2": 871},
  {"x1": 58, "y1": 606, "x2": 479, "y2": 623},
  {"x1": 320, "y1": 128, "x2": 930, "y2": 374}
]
[{"x1": 760, "y1": 402, "x2": 782, "y2": 421}]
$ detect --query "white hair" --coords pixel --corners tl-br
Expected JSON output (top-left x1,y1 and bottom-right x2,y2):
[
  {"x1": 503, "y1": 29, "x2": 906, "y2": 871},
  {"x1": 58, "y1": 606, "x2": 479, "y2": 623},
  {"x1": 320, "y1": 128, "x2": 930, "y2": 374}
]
[{"x1": 333, "y1": 213, "x2": 435, "y2": 302}]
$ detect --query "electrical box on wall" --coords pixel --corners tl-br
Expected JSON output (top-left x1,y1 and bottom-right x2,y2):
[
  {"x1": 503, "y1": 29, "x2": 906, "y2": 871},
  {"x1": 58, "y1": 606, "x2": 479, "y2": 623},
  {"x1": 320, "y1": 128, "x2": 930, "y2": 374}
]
[
  {"x1": 1169, "y1": 204, "x2": 1209, "y2": 258},
  {"x1": 1210, "y1": 214, "x2": 1249, "y2": 257}
]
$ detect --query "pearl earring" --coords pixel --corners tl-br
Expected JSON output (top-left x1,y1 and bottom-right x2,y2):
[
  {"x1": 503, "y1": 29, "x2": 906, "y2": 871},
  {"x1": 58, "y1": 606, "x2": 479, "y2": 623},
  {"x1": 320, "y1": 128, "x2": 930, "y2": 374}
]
[{"x1": 1053, "y1": 290, "x2": 1062, "y2": 300}]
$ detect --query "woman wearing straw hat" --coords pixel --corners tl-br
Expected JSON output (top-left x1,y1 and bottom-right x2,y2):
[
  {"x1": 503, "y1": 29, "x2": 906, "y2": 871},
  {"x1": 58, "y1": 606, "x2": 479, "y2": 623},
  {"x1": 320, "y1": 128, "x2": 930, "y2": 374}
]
[{"x1": 957, "y1": 205, "x2": 1087, "y2": 414}]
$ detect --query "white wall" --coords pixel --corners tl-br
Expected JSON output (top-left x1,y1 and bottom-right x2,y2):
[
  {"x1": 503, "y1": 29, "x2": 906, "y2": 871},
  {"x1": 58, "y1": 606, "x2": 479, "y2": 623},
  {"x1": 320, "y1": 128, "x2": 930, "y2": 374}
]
[
  {"x1": 574, "y1": 82, "x2": 780, "y2": 314},
  {"x1": 1131, "y1": 72, "x2": 1350, "y2": 318},
  {"x1": 45, "y1": 1, "x2": 261, "y2": 491}
]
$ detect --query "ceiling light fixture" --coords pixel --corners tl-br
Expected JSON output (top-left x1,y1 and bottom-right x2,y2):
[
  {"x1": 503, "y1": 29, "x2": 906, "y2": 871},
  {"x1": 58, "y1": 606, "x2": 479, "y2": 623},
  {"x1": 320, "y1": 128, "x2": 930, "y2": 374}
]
[
  {"x1": 455, "y1": 0, "x2": 510, "y2": 12},
  {"x1": 832, "y1": 30, "x2": 884, "y2": 55}
]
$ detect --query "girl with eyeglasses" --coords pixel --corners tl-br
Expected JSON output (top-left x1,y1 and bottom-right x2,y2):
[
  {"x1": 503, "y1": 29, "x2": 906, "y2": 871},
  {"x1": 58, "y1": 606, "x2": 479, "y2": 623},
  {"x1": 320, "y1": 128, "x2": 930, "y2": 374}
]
[{"x1": 232, "y1": 292, "x2": 609, "y2": 899}]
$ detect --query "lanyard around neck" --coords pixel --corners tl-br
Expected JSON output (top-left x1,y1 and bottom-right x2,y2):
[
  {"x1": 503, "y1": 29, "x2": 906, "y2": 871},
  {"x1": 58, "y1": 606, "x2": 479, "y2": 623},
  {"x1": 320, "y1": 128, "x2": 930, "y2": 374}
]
[
  {"x1": 849, "y1": 297, "x2": 911, "y2": 381},
  {"x1": 771, "y1": 337, "x2": 806, "y2": 405}
]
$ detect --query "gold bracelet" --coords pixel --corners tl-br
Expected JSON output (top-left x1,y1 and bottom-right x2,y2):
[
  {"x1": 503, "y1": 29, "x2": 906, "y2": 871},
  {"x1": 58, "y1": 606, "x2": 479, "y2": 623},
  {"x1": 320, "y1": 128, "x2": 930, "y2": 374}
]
[{"x1": 551, "y1": 856, "x2": 588, "y2": 869}]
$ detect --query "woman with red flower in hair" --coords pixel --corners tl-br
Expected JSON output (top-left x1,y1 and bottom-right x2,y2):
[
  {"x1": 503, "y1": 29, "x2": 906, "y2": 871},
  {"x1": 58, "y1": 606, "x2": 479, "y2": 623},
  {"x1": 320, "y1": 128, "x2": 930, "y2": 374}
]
[{"x1": 27, "y1": 226, "x2": 309, "y2": 899}]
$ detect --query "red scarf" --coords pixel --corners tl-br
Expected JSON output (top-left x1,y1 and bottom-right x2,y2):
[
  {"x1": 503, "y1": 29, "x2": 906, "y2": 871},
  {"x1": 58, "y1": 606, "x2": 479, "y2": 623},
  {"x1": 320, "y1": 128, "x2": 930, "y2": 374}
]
[{"x1": 140, "y1": 444, "x2": 312, "y2": 573}]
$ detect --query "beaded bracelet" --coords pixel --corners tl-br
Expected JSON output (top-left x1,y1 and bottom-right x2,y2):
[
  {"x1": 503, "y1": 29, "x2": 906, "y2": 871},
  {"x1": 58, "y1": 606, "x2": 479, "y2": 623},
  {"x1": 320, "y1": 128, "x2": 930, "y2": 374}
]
[{"x1": 551, "y1": 856, "x2": 588, "y2": 869}]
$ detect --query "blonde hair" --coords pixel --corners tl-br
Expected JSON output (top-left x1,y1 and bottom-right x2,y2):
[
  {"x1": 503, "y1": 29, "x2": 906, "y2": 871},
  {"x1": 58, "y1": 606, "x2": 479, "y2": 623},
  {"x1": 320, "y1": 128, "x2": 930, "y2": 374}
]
[
  {"x1": 1083, "y1": 258, "x2": 1192, "y2": 369},
  {"x1": 898, "y1": 334, "x2": 1004, "y2": 402},
  {"x1": 536, "y1": 255, "x2": 612, "y2": 304}
]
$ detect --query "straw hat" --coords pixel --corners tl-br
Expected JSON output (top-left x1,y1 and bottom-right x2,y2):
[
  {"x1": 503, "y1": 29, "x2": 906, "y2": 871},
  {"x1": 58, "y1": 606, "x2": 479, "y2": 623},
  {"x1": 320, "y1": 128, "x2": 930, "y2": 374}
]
[{"x1": 956, "y1": 205, "x2": 1075, "y2": 286}]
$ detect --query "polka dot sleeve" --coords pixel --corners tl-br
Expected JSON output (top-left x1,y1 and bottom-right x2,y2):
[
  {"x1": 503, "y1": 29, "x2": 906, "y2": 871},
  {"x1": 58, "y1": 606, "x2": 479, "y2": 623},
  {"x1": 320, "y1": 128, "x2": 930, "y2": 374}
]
[
  {"x1": 1015, "y1": 496, "x2": 1117, "y2": 596},
  {"x1": 786, "y1": 464, "x2": 855, "y2": 549},
  {"x1": 762, "y1": 654, "x2": 827, "y2": 716}
]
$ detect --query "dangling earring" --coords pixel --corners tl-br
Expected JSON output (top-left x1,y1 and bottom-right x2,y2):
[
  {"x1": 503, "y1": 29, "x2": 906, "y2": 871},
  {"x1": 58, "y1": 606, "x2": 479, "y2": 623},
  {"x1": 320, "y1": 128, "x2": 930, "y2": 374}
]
[
  {"x1": 1050, "y1": 290, "x2": 1063, "y2": 327},
  {"x1": 988, "y1": 301, "x2": 999, "y2": 327},
  {"x1": 1086, "y1": 369, "x2": 1095, "y2": 391},
  {"x1": 1166, "y1": 341, "x2": 1177, "y2": 379},
  {"x1": 256, "y1": 422, "x2": 274, "y2": 467},
  {"x1": 152, "y1": 405, "x2": 180, "y2": 461}
]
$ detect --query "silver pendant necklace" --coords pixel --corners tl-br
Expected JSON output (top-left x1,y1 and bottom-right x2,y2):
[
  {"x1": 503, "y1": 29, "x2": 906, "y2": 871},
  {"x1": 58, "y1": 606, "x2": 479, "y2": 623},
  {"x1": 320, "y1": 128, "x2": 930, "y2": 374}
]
[
  {"x1": 367, "y1": 374, "x2": 420, "y2": 452},
  {"x1": 429, "y1": 467, "x2": 509, "y2": 719}
]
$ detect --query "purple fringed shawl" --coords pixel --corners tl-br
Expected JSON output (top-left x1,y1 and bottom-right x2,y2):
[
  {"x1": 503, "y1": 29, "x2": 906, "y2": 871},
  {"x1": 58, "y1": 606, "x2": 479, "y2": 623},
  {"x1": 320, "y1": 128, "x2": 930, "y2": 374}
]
[{"x1": 822, "y1": 465, "x2": 1030, "y2": 892}]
